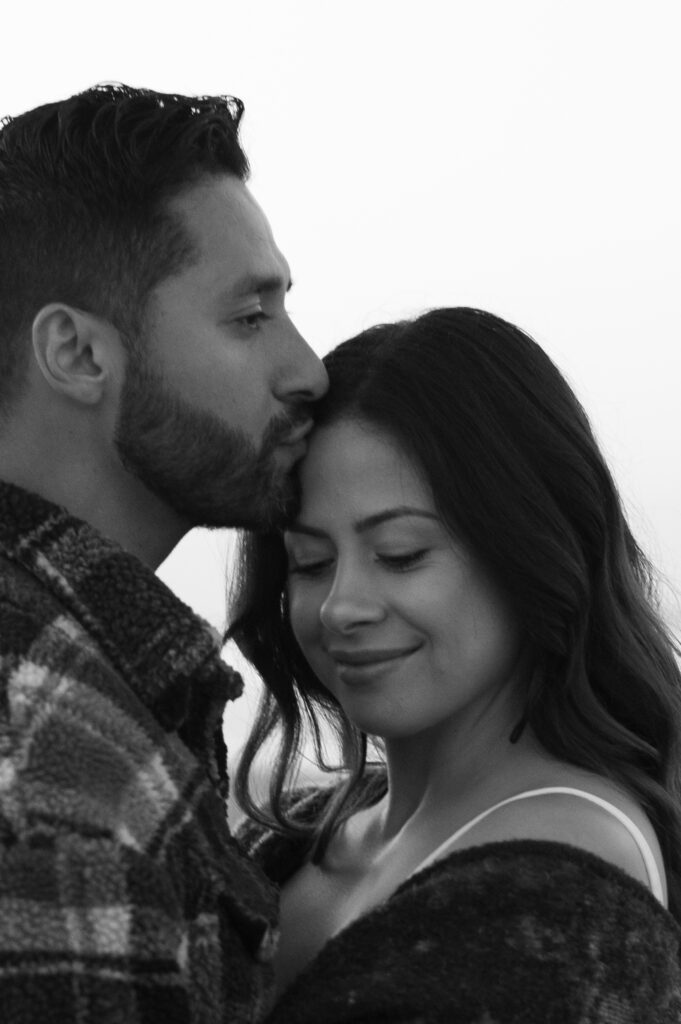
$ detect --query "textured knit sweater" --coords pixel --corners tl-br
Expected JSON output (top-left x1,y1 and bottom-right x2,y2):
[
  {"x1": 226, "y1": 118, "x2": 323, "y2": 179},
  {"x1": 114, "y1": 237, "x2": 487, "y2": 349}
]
[
  {"x1": 0, "y1": 480, "x2": 278, "y2": 1024},
  {"x1": 240, "y1": 783, "x2": 681, "y2": 1024}
]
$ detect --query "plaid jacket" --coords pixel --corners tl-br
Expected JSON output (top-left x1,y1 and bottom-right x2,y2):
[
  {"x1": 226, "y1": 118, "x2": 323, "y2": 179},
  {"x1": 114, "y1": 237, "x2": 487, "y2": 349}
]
[{"x1": 0, "y1": 481, "x2": 278, "y2": 1024}]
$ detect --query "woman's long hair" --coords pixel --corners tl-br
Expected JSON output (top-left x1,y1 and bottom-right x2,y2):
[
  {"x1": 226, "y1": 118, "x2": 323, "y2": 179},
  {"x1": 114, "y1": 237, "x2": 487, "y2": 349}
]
[{"x1": 229, "y1": 307, "x2": 681, "y2": 920}]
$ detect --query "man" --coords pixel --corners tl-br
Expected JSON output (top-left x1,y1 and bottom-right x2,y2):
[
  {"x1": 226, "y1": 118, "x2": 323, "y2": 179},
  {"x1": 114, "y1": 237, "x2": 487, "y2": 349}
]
[{"x1": 0, "y1": 84, "x2": 327, "y2": 1022}]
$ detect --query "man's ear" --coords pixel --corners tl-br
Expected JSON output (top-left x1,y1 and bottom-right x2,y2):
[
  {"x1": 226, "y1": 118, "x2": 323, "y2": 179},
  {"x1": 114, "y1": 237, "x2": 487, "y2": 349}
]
[{"x1": 31, "y1": 303, "x2": 123, "y2": 405}]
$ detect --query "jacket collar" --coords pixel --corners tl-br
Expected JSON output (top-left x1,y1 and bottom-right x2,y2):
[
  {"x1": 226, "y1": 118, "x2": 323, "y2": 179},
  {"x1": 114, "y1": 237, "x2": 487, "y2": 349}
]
[{"x1": 0, "y1": 480, "x2": 243, "y2": 788}]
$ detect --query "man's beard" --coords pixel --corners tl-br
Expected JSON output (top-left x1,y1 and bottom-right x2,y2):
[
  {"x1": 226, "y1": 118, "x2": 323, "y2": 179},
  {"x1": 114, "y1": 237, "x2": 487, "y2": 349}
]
[{"x1": 114, "y1": 355, "x2": 306, "y2": 530}]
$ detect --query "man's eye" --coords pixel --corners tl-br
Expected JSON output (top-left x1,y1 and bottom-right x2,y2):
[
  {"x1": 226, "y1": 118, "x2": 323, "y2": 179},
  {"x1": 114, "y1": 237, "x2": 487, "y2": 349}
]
[{"x1": 236, "y1": 311, "x2": 269, "y2": 330}]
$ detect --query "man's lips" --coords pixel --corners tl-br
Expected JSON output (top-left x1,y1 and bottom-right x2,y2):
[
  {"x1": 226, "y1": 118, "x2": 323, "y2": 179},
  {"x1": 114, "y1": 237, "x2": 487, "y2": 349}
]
[{"x1": 278, "y1": 418, "x2": 314, "y2": 447}]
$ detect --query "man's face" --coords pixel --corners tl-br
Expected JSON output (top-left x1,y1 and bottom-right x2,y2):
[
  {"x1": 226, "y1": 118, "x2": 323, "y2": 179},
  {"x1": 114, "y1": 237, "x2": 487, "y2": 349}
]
[{"x1": 114, "y1": 174, "x2": 328, "y2": 529}]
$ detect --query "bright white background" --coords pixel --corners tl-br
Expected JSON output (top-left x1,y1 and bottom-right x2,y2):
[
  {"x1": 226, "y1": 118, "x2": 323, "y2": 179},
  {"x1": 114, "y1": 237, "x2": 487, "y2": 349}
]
[{"x1": 3, "y1": 1, "x2": 679, "y2": 754}]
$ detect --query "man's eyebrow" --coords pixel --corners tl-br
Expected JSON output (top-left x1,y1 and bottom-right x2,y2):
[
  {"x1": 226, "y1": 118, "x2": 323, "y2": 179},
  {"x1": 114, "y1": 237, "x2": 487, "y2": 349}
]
[
  {"x1": 229, "y1": 273, "x2": 293, "y2": 297},
  {"x1": 286, "y1": 507, "x2": 439, "y2": 538}
]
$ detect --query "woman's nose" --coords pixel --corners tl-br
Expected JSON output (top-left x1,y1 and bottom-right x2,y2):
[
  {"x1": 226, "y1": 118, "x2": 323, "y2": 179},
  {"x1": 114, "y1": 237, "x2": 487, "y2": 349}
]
[{"x1": 319, "y1": 572, "x2": 386, "y2": 634}]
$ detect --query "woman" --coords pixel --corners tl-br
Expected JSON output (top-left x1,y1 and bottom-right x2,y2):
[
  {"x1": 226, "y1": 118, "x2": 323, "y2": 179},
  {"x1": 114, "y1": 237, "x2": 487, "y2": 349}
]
[{"x1": 230, "y1": 308, "x2": 681, "y2": 1022}]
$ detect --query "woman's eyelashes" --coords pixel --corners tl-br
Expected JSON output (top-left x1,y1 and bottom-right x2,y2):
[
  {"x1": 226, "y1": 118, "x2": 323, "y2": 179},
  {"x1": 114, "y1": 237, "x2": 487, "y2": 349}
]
[
  {"x1": 286, "y1": 549, "x2": 430, "y2": 578},
  {"x1": 287, "y1": 557, "x2": 333, "y2": 578},
  {"x1": 377, "y1": 549, "x2": 429, "y2": 571}
]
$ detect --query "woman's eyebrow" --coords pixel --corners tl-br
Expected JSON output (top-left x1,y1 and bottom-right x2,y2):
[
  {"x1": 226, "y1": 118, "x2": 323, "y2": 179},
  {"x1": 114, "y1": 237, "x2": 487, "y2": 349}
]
[
  {"x1": 287, "y1": 507, "x2": 438, "y2": 538},
  {"x1": 355, "y1": 507, "x2": 439, "y2": 532}
]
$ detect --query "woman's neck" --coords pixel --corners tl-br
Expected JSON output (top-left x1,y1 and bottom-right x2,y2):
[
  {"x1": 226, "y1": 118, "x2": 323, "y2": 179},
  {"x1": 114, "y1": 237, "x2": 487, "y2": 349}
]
[{"x1": 376, "y1": 713, "x2": 551, "y2": 842}]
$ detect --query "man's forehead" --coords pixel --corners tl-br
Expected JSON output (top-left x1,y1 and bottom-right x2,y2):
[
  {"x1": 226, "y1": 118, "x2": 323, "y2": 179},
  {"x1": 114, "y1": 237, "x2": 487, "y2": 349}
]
[
  {"x1": 171, "y1": 175, "x2": 277, "y2": 246},
  {"x1": 167, "y1": 175, "x2": 296, "y2": 302}
]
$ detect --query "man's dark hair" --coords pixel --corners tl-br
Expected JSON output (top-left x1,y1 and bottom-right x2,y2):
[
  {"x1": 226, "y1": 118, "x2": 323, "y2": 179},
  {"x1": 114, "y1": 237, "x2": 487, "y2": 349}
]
[{"x1": 0, "y1": 83, "x2": 249, "y2": 405}]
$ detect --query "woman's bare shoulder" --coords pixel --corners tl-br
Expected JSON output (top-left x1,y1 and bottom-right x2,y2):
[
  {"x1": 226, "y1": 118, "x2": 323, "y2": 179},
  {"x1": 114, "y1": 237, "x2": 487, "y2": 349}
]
[{"x1": 463, "y1": 767, "x2": 666, "y2": 900}]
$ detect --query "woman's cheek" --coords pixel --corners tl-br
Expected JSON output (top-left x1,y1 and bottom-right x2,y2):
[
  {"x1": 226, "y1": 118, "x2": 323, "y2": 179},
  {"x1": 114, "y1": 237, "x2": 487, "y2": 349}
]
[{"x1": 288, "y1": 586, "x2": 320, "y2": 649}]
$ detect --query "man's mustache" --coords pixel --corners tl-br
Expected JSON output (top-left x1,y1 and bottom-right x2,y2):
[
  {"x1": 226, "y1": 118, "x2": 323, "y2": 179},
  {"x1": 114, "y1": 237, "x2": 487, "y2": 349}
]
[{"x1": 264, "y1": 407, "x2": 315, "y2": 449}]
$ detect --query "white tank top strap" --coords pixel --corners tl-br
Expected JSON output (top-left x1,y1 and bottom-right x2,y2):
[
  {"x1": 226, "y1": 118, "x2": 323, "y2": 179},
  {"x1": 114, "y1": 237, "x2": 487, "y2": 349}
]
[{"x1": 410, "y1": 786, "x2": 666, "y2": 904}]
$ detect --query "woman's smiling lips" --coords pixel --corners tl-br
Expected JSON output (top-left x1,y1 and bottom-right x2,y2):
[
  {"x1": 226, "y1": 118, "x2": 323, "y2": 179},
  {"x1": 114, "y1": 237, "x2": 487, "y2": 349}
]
[{"x1": 327, "y1": 645, "x2": 422, "y2": 682}]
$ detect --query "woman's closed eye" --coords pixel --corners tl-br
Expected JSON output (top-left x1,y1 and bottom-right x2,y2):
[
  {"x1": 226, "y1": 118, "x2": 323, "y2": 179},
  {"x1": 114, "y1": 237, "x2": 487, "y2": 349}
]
[
  {"x1": 288, "y1": 550, "x2": 430, "y2": 578},
  {"x1": 377, "y1": 550, "x2": 429, "y2": 571},
  {"x1": 287, "y1": 556, "x2": 334, "y2": 578}
]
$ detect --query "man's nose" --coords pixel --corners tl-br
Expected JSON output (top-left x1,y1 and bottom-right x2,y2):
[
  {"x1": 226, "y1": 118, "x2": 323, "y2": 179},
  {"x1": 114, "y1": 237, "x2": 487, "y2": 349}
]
[{"x1": 275, "y1": 322, "x2": 328, "y2": 404}]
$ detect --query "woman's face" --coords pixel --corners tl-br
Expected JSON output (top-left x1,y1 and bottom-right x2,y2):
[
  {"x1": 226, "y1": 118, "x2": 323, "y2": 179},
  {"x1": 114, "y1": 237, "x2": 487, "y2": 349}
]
[{"x1": 284, "y1": 418, "x2": 524, "y2": 741}]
